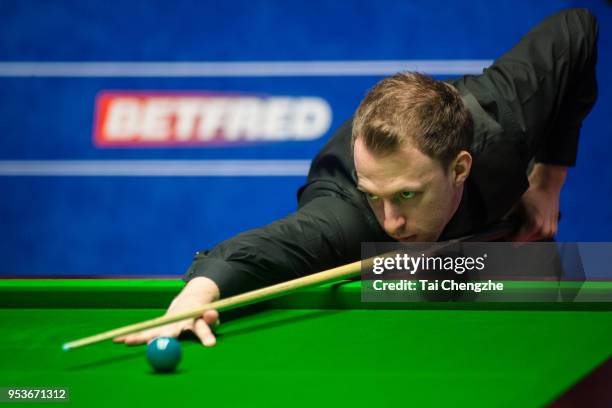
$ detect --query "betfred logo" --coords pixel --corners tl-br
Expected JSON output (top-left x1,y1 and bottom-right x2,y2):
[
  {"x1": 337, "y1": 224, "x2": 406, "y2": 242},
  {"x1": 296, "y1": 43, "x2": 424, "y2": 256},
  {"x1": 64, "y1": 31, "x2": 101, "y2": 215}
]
[{"x1": 94, "y1": 91, "x2": 332, "y2": 147}]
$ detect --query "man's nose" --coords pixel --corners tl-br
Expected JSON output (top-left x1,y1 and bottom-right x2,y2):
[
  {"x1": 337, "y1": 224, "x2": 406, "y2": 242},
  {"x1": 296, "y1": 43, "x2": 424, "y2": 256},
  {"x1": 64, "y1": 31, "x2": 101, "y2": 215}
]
[{"x1": 382, "y1": 201, "x2": 406, "y2": 234}]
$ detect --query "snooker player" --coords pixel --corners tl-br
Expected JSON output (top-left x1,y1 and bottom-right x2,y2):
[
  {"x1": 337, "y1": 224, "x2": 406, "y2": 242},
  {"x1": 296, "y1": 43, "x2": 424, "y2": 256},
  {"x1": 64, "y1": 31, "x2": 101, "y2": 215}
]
[{"x1": 114, "y1": 8, "x2": 598, "y2": 347}]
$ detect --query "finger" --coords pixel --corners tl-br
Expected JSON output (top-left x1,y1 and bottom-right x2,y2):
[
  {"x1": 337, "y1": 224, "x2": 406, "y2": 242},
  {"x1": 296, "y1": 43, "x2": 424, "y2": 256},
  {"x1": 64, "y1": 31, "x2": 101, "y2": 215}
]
[
  {"x1": 202, "y1": 309, "x2": 220, "y2": 328},
  {"x1": 546, "y1": 217, "x2": 558, "y2": 238},
  {"x1": 551, "y1": 221, "x2": 558, "y2": 237},
  {"x1": 527, "y1": 217, "x2": 547, "y2": 241},
  {"x1": 533, "y1": 217, "x2": 554, "y2": 240},
  {"x1": 124, "y1": 330, "x2": 166, "y2": 346},
  {"x1": 539, "y1": 223, "x2": 551, "y2": 239},
  {"x1": 541, "y1": 226, "x2": 555, "y2": 239},
  {"x1": 193, "y1": 318, "x2": 217, "y2": 347},
  {"x1": 122, "y1": 321, "x2": 191, "y2": 345}
]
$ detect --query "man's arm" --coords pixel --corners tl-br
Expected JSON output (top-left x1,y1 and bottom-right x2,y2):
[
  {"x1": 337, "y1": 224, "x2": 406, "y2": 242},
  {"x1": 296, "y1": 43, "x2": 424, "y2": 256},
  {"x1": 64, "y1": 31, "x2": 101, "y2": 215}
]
[
  {"x1": 183, "y1": 192, "x2": 386, "y2": 298},
  {"x1": 116, "y1": 170, "x2": 387, "y2": 346},
  {"x1": 114, "y1": 119, "x2": 383, "y2": 346},
  {"x1": 482, "y1": 8, "x2": 599, "y2": 165},
  {"x1": 506, "y1": 9, "x2": 597, "y2": 240},
  {"x1": 184, "y1": 118, "x2": 386, "y2": 298},
  {"x1": 465, "y1": 8, "x2": 598, "y2": 240}
]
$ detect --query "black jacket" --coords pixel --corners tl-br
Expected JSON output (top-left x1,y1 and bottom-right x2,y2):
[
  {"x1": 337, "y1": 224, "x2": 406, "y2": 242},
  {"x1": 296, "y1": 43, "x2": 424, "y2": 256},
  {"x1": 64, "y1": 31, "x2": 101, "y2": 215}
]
[{"x1": 184, "y1": 8, "x2": 598, "y2": 297}]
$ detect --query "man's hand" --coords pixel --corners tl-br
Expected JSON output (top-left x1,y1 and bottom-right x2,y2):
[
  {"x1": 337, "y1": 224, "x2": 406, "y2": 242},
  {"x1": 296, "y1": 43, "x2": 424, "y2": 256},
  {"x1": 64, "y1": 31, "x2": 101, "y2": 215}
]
[
  {"x1": 113, "y1": 277, "x2": 221, "y2": 347},
  {"x1": 513, "y1": 163, "x2": 568, "y2": 242}
]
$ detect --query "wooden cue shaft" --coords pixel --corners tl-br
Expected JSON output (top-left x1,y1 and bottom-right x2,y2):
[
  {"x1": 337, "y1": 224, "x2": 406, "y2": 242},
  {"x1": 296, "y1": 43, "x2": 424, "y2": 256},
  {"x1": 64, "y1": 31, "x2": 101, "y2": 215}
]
[
  {"x1": 62, "y1": 217, "x2": 520, "y2": 351},
  {"x1": 62, "y1": 258, "x2": 363, "y2": 350}
]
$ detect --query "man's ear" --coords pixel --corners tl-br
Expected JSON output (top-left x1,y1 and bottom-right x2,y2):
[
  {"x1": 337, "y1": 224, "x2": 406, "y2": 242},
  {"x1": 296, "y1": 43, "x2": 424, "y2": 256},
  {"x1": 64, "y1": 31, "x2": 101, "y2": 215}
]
[{"x1": 452, "y1": 150, "x2": 472, "y2": 185}]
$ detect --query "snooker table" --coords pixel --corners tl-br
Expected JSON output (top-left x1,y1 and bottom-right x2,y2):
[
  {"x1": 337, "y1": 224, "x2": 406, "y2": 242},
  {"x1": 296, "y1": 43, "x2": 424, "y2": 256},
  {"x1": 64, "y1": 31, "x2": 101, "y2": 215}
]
[{"x1": 1, "y1": 278, "x2": 612, "y2": 407}]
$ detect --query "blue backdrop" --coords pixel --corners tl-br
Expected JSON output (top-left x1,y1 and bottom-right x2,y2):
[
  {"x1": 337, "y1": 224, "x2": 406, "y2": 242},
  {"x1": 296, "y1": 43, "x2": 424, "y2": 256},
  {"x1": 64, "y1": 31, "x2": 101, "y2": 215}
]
[{"x1": 1, "y1": 0, "x2": 610, "y2": 277}]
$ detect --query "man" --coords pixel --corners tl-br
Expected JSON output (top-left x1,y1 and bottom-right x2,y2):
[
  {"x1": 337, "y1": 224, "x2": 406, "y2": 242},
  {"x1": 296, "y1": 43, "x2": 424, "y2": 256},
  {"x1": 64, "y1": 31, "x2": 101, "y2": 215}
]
[{"x1": 114, "y1": 8, "x2": 598, "y2": 347}]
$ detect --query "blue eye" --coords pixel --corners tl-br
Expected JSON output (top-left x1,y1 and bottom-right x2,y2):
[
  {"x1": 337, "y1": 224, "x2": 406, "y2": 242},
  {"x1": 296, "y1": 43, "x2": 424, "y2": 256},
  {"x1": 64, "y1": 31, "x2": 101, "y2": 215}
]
[{"x1": 400, "y1": 191, "x2": 416, "y2": 200}]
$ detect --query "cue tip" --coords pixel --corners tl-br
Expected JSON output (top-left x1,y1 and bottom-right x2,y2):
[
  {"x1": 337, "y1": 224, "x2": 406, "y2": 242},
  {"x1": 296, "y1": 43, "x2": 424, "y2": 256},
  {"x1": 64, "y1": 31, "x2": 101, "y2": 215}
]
[{"x1": 62, "y1": 343, "x2": 71, "y2": 352}]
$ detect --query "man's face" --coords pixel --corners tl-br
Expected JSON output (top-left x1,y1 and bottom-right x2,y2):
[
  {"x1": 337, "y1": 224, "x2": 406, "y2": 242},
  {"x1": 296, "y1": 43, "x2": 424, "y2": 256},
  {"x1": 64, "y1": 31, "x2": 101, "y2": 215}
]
[{"x1": 354, "y1": 138, "x2": 465, "y2": 242}]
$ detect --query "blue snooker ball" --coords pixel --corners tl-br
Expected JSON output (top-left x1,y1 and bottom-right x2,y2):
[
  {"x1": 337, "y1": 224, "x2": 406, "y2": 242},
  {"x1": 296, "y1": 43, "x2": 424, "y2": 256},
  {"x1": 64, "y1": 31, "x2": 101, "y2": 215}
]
[{"x1": 147, "y1": 337, "x2": 182, "y2": 373}]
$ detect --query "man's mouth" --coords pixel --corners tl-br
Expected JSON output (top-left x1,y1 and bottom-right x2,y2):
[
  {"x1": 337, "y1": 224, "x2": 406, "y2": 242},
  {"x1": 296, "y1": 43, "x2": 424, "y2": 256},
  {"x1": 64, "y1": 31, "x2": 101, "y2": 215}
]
[{"x1": 396, "y1": 235, "x2": 417, "y2": 242}]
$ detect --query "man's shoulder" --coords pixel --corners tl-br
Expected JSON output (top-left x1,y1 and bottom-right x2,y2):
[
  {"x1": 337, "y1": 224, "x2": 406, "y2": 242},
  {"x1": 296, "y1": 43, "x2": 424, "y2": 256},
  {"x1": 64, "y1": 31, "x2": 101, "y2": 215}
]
[{"x1": 305, "y1": 118, "x2": 356, "y2": 185}]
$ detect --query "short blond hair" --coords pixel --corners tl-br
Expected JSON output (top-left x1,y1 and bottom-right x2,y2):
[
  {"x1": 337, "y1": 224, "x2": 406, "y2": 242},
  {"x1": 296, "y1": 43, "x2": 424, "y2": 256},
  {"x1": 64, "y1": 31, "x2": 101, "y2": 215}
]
[{"x1": 352, "y1": 72, "x2": 473, "y2": 168}]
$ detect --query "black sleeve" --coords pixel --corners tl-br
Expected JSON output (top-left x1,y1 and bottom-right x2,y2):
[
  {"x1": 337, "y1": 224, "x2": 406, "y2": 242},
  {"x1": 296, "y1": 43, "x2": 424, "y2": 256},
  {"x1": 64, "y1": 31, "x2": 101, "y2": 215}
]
[
  {"x1": 183, "y1": 121, "x2": 388, "y2": 298},
  {"x1": 183, "y1": 194, "x2": 381, "y2": 297},
  {"x1": 477, "y1": 8, "x2": 598, "y2": 166}
]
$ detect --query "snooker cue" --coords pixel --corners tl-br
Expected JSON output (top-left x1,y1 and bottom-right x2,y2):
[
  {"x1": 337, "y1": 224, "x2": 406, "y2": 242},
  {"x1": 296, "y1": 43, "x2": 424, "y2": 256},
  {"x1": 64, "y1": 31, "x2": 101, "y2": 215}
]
[{"x1": 62, "y1": 217, "x2": 520, "y2": 351}]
